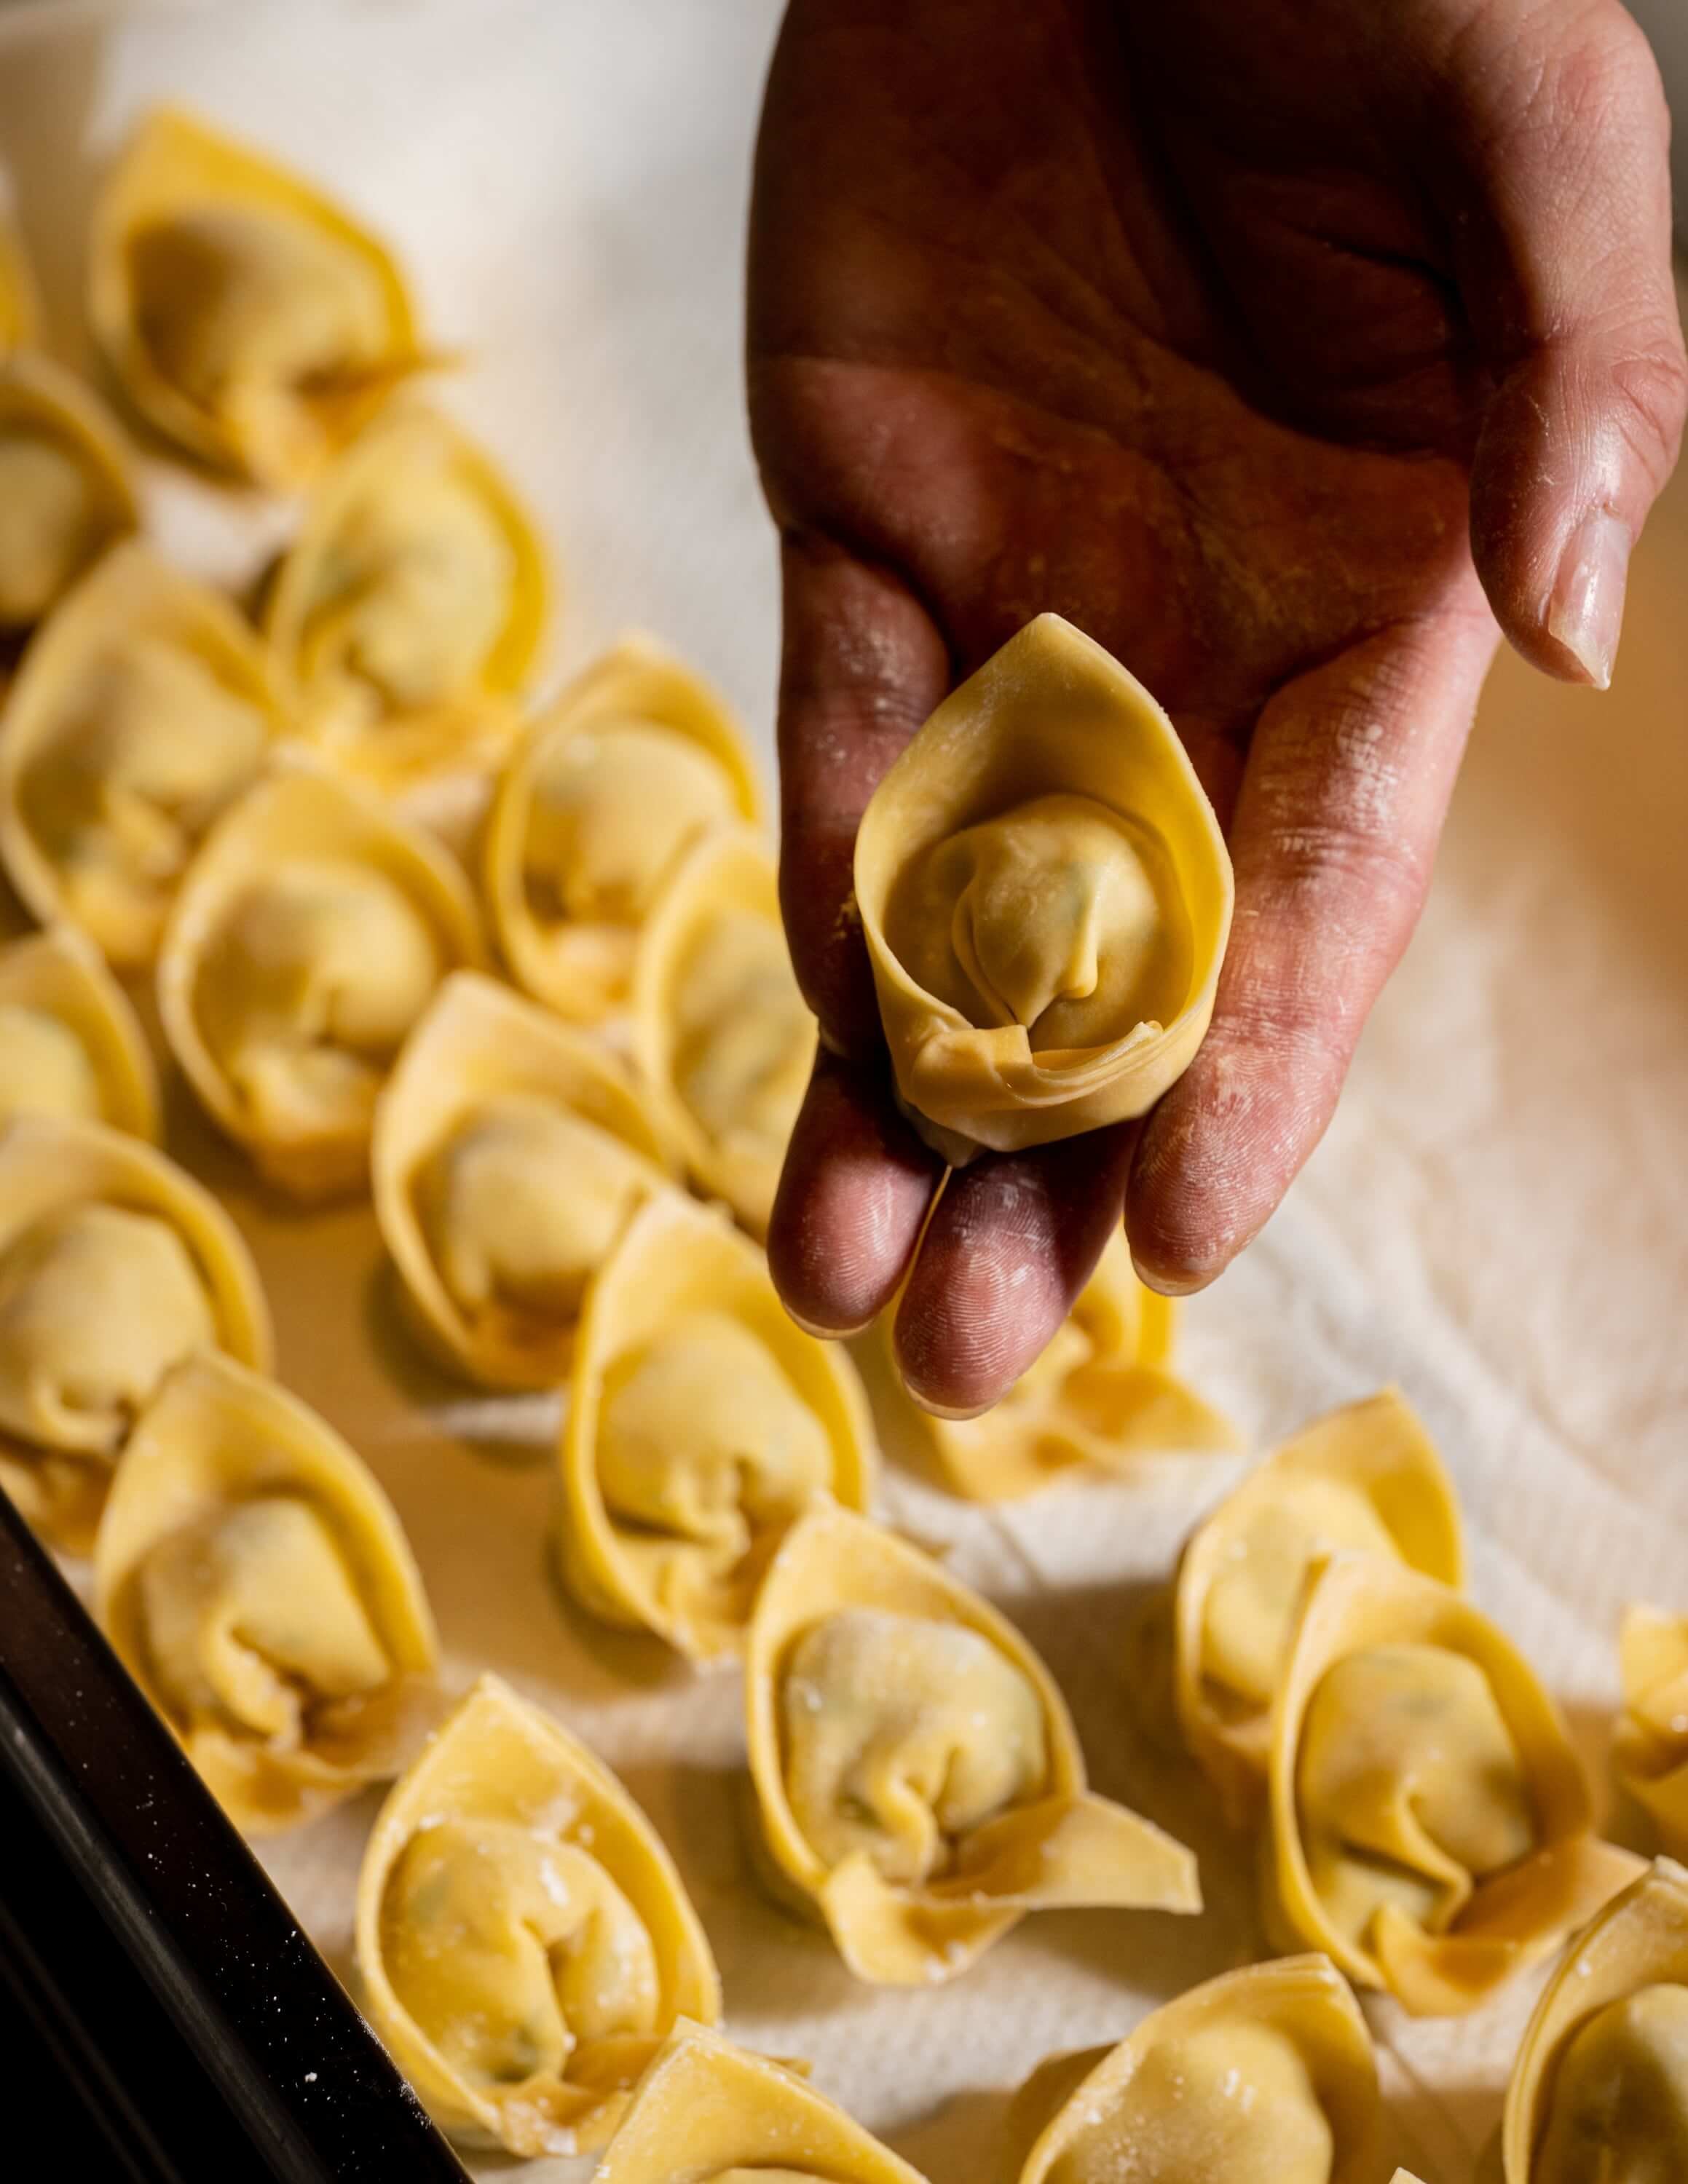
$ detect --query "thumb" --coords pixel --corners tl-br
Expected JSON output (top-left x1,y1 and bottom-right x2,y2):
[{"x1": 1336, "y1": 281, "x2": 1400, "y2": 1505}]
[{"x1": 1443, "y1": 0, "x2": 1687, "y2": 688}]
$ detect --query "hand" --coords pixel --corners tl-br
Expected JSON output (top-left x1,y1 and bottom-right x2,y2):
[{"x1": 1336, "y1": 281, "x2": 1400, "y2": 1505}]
[{"x1": 749, "y1": 0, "x2": 1685, "y2": 1413}]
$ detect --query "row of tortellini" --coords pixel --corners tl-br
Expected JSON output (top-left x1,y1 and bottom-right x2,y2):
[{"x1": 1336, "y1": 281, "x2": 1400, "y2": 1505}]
[{"x1": 1136, "y1": 1389, "x2": 1648, "y2": 2021}]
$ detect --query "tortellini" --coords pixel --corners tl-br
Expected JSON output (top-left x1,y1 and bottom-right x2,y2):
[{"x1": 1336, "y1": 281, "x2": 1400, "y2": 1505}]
[
  {"x1": 1614, "y1": 1607, "x2": 1688, "y2": 1859},
  {"x1": 922, "y1": 1231, "x2": 1235, "y2": 1498},
  {"x1": 158, "y1": 764, "x2": 484, "y2": 1198},
  {"x1": 855, "y1": 614, "x2": 1233, "y2": 1160},
  {"x1": 355, "y1": 1674, "x2": 720, "y2": 2158},
  {"x1": 374, "y1": 970, "x2": 674, "y2": 1388},
  {"x1": 0, "y1": 544, "x2": 281, "y2": 968},
  {"x1": 485, "y1": 634, "x2": 760, "y2": 1023},
  {"x1": 0, "y1": 355, "x2": 138, "y2": 630},
  {"x1": 0, "y1": 1114, "x2": 271, "y2": 1551},
  {"x1": 559, "y1": 1195, "x2": 875, "y2": 1658},
  {"x1": 0, "y1": 924, "x2": 159, "y2": 1138},
  {"x1": 94, "y1": 1349, "x2": 436, "y2": 1832},
  {"x1": 1502, "y1": 1857, "x2": 1688, "y2": 2183},
  {"x1": 1266, "y1": 1553, "x2": 1642, "y2": 2016},
  {"x1": 633, "y1": 826, "x2": 814, "y2": 1238},
  {"x1": 1006, "y1": 1955, "x2": 1381, "y2": 2184},
  {"x1": 264, "y1": 405, "x2": 548, "y2": 786},
  {"x1": 745, "y1": 1500, "x2": 1200, "y2": 1985},
  {"x1": 90, "y1": 106, "x2": 426, "y2": 486},
  {"x1": 1168, "y1": 1389, "x2": 1464, "y2": 1824},
  {"x1": 594, "y1": 2022, "x2": 928, "y2": 2184}
]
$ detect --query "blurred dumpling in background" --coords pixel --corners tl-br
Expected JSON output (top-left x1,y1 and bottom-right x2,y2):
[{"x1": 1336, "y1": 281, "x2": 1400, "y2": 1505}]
[
  {"x1": 0, "y1": 544, "x2": 281, "y2": 968},
  {"x1": 0, "y1": 924, "x2": 158, "y2": 1137},
  {"x1": 0, "y1": 197, "x2": 41, "y2": 352},
  {"x1": 0, "y1": 355, "x2": 137, "y2": 633},
  {"x1": 158, "y1": 764, "x2": 484, "y2": 1199},
  {"x1": 633, "y1": 827, "x2": 812, "y2": 1238},
  {"x1": 90, "y1": 105, "x2": 427, "y2": 486},
  {"x1": 486, "y1": 634, "x2": 759, "y2": 1024},
  {"x1": 264, "y1": 405, "x2": 548, "y2": 787}
]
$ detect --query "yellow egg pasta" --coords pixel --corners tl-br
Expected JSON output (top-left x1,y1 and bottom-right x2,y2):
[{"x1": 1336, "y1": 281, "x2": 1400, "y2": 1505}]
[
  {"x1": 855, "y1": 614, "x2": 1232, "y2": 1160},
  {"x1": 0, "y1": 200, "x2": 41, "y2": 352},
  {"x1": 922, "y1": 1231, "x2": 1235, "y2": 1497},
  {"x1": 0, "y1": 923, "x2": 158, "y2": 1139},
  {"x1": 264, "y1": 405, "x2": 547, "y2": 787},
  {"x1": 0, "y1": 354, "x2": 137, "y2": 632},
  {"x1": 95, "y1": 1350, "x2": 435, "y2": 1832},
  {"x1": 485, "y1": 633, "x2": 758, "y2": 1022},
  {"x1": 593, "y1": 2022, "x2": 928, "y2": 2184},
  {"x1": 0, "y1": 543, "x2": 283, "y2": 968},
  {"x1": 157, "y1": 763, "x2": 484, "y2": 1198},
  {"x1": 745, "y1": 1500, "x2": 1200, "y2": 1984},
  {"x1": 1502, "y1": 1856, "x2": 1688, "y2": 2183},
  {"x1": 633, "y1": 826, "x2": 813, "y2": 1238},
  {"x1": 559, "y1": 1195, "x2": 874, "y2": 1659},
  {"x1": 374, "y1": 970, "x2": 675, "y2": 1388},
  {"x1": 1008, "y1": 1955, "x2": 1381, "y2": 2184},
  {"x1": 355, "y1": 1674, "x2": 720, "y2": 2159},
  {"x1": 0, "y1": 1114, "x2": 270, "y2": 1551},
  {"x1": 90, "y1": 106, "x2": 427, "y2": 486},
  {"x1": 1170, "y1": 1388, "x2": 1464, "y2": 1825},
  {"x1": 1266, "y1": 1554, "x2": 1641, "y2": 2016},
  {"x1": 1615, "y1": 1607, "x2": 1688, "y2": 1859}
]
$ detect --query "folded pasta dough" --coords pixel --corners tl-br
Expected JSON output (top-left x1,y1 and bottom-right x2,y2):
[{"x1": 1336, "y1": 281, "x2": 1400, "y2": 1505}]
[
  {"x1": 1614, "y1": 1607, "x2": 1688, "y2": 1860},
  {"x1": 560, "y1": 1195, "x2": 874, "y2": 1658},
  {"x1": 1168, "y1": 1389, "x2": 1463, "y2": 1825},
  {"x1": 922, "y1": 1231, "x2": 1235, "y2": 1496},
  {"x1": 486, "y1": 633, "x2": 759, "y2": 1022},
  {"x1": 355, "y1": 1674, "x2": 720, "y2": 2158},
  {"x1": 0, "y1": 355, "x2": 138, "y2": 630},
  {"x1": 158, "y1": 764, "x2": 484, "y2": 1198},
  {"x1": 0, "y1": 544, "x2": 282, "y2": 968},
  {"x1": 264, "y1": 405, "x2": 547, "y2": 786},
  {"x1": 1007, "y1": 1955, "x2": 1381, "y2": 2184},
  {"x1": 0, "y1": 924, "x2": 159, "y2": 1139},
  {"x1": 745, "y1": 1500, "x2": 1199, "y2": 1984},
  {"x1": 0, "y1": 1114, "x2": 270, "y2": 1551},
  {"x1": 1501, "y1": 1857, "x2": 1688, "y2": 2182},
  {"x1": 593, "y1": 2021, "x2": 928, "y2": 2184},
  {"x1": 633, "y1": 826, "x2": 813, "y2": 1238},
  {"x1": 855, "y1": 614, "x2": 1232, "y2": 1159},
  {"x1": 374, "y1": 970, "x2": 676, "y2": 1389},
  {"x1": 1266, "y1": 1554, "x2": 1642, "y2": 2016},
  {"x1": 94, "y1": 1350, "x2": 435, "y2": 1831},
  {"x1": 90, "y1": 106, "x2": 427, "y2": 486}
]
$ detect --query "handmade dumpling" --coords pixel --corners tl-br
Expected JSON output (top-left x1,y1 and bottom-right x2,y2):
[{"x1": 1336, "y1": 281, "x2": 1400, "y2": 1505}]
[
  {"x1": 90, "y1": 106, "x2": 426, "y2": 486},
  {"x1": 1266, "y1": 1554, "x2": 1641, "y2": 2016},
  {"x1": 95, "y1": 1349, "x2": 435, "y2": 1831},
  {"x1": 1006, "y1": 1955, "x2": 1381, "y2": 2184},
  {"x1": 0, "y1": 924, "x2": 159, "y2": 1138},
  {"x1": 355, "y1": 1674, "x2": 719, "y2": 2159},
  {"x1": 0, "y1": 355, "x2": 138, "y2": 631},
  {"x1": 485, "y1": 634, "x2": 759, "y2": 1022},
  {"x1": 593, "y1": 2022, "x2": 928, "y2": 2184},
  {"x1": 0, "y1": 1114, "x2": 271, "y2": 1551},
  {"x1": 560, "y1": 1195, "x2": 874, "y2": 1658},
  {"x1": 158, "y1": 764, "x2": 484, "y2": 1198},
  {"x1": 264, "y1": 405, "x2": 547, "y2": 787},
  {"x1": 633, "y1": 827, "x2": 813, "y2": 1238},
  {"x1": 1165, "y1": 1389, "x2": 1464, "y2": 1825},
  {"x1": 920, "y1": 1231, "x2": 1235, "y2": 1498},
  {"x1": 374, "y1": 971, "x2": 675, "y2": 1388},
  {"x1": 1501, "y1": 1857, "x2": 1688, "y2": 2183},
  {"x1": 1614, "y1": 1607, "x2": 1688, "y2": 1860},
  {"x1": 855, "y1": 614, "x2": 1233, "y2": 1160},
  {"x1": 0, "y1": 545, "x2": 281, "y2": 968},
  {"x1": 746, "y1": 1500, "x2": 1199, "y2": 1984}
]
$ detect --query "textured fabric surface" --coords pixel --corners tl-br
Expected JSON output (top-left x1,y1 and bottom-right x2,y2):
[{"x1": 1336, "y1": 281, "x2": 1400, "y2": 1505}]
[{"x1": 2, "y1": 4, "x2": 1684, "y2": 2177}]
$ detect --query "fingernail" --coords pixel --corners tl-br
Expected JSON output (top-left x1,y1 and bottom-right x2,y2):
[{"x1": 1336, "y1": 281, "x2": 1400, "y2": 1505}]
[
  {"x1": 1546, "y1": 507, "x2": 1631, "y2": 689},
  {"x1": 1129, "y1": 1251, "x2": 1202, "y2": 1298}
]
